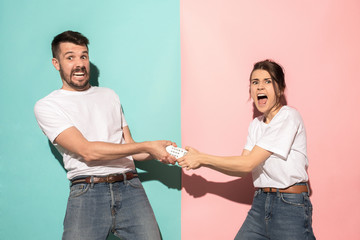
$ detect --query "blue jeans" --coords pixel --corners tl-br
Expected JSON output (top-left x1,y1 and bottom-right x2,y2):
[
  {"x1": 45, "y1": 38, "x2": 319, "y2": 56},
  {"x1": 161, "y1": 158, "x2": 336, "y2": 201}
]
[
  {"x1": 62, "y1": 177, "x2": 161, "y2": 240},
  {"x1": 235, "y1": 185, "x2": 316, "y2": 240}
]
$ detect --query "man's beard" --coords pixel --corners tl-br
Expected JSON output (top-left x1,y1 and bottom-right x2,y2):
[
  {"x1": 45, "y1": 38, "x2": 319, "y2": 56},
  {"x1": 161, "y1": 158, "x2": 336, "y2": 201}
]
[{"x1": 60, "y1": 66, "x2": 90, "y2": 90}]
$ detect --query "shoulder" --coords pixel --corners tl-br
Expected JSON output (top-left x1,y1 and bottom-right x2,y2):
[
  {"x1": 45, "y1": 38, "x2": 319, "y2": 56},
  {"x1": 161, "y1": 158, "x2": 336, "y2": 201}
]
[
  {"x1": 34, "y1": 90, "x2": 62, "y2": 110},
  {"x1": 277, "y1": 106, "x2": 304, "y2": 126},
  {"x1": 281, "y1": 106, "x2": 302, "y2": 119},
  {"x1": 91, "y1": 86, "x2": 115, "y2": 93},
  {"x1": 91, "y1": 86, "x2": 119, "y2": 98},
  {"x1": 248, "y1": 115, "x2": 264, "y2": 130}
]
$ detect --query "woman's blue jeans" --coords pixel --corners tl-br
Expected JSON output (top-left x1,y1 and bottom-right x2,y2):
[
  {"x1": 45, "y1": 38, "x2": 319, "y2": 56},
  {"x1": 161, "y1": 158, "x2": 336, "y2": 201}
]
[
  {"x1": 235, "y1": 186, "x2": 316, "y2": 240},
  {"x1": 62, "y1": 177, "x2": 161, "y2": 240}
]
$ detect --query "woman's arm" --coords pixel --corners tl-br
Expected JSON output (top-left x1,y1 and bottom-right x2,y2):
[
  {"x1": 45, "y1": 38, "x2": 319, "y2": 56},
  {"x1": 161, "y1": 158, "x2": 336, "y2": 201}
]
[{"x1": 177, "y1": 146, "x2": 271, "y2": 177}]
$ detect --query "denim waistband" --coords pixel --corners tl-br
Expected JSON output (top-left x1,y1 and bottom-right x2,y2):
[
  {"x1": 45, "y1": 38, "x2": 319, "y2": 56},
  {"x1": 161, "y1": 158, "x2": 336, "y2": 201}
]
[
  {"x1": 256, "y1": 182, "x2": 310, "y2": 195},
  {"x1": 70, "y1": 170, "x2": 138, "y2": 182}
]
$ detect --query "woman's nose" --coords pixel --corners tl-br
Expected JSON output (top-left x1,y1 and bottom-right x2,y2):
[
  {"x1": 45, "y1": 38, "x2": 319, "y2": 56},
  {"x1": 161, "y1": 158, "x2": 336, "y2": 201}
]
[{"x1": 257, "y1": 83, "x2": 264, "y2": 90}]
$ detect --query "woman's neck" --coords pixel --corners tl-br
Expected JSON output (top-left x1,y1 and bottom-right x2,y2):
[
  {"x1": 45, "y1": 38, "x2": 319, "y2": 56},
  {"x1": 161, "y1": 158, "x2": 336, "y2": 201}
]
[{"x1": 263, "y1": 104, "x2": 283, "y2": 124}]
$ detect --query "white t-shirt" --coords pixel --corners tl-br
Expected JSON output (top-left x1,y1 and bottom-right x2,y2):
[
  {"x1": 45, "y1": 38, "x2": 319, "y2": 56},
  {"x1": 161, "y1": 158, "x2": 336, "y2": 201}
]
[
  {"x1": 244, "y1": 106, "x2": 309, "y2": 188},
  {"x1": 34, "y1": 86, "x2": 135, "y2": 179}
]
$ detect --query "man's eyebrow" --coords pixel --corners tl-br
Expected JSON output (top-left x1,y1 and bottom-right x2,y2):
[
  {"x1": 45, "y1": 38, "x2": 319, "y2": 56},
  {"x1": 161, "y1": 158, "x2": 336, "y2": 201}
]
[
  {"x1": 64, "y1": 50, "x2": 88, "y2": 55},
  {"x1": 64, "y1": 51, "x2": 74, "y2": 56}
]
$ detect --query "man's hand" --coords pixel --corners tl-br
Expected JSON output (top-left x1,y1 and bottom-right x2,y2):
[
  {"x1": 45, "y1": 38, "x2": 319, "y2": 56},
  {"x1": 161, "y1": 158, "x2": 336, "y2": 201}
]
[{"x1": 147, "y1": 140, "x2": 177, "y2": 164}]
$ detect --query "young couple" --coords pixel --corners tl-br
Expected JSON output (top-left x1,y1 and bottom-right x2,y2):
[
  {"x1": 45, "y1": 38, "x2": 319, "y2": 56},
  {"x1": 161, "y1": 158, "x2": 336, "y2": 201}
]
[{"x1": 35, "y1": 30, "x2": 315, "y2": 239}]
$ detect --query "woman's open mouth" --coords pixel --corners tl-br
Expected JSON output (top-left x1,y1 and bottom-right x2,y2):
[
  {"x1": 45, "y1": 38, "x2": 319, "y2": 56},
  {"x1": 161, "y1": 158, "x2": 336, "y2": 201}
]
[{"x1": 257, "y1": 93, "x2": 268, "y2": 105}]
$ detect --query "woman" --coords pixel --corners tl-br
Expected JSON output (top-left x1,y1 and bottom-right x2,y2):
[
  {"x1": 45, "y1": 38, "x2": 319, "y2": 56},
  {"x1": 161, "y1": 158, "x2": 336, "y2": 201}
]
[{"x1": 178, "y1": 59, "x2": 316, "y2": 239}]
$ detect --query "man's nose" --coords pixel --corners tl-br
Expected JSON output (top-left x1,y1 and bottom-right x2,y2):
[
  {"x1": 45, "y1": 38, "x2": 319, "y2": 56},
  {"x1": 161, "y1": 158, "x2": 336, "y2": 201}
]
[{"x1": 75, "y1": 58, "x2": 85, "y2": 67}]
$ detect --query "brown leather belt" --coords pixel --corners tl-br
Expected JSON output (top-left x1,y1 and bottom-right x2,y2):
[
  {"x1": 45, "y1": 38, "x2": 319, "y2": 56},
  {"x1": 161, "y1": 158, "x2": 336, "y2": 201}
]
[
  {"x1": 71, "y1": 172, "x2": 138, "y2": 185},
  {"x1": 260, "y1": 184, "x2": 308, "y2": 194}
]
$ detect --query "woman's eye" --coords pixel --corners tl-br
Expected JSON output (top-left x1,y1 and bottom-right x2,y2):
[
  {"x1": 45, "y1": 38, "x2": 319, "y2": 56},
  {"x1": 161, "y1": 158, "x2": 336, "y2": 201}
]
[
  {"x1": 252, "y1": 81, "x2": 258, "y2": 85},
  {"x1": 266, "y1": 80, "x2": 272, "y2": 84}
]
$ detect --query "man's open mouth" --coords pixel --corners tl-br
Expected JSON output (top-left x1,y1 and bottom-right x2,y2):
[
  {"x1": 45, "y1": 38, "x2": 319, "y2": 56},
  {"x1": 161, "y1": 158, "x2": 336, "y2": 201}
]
[
  {"x1": 72, "y1": 67, "x2": 87, "y2": 78},
  {"x1": 73, "y1": 72, "x2": 85, "y2": 77}
]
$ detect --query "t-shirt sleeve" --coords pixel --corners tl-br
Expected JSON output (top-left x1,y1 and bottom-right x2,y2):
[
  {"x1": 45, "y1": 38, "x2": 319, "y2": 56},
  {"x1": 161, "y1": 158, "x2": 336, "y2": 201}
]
[
  {"x1": 34, "y1": 100, "x2": 74, "y2": 143},
  {"x1": 256, "y1": 113, "x2": 298, "y2": 159},
  {"x1": 120, "y1": 106, "x2": 127, "y2": 128},
  {"x1": 244, "y1": 121, "x2": 256, "y2": 151}
]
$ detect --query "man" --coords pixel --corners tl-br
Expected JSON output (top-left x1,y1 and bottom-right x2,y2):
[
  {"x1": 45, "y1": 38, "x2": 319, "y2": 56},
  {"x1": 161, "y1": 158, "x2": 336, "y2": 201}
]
[{"x1": 34, "y1": 30, "x2": 176, "y2": 240}]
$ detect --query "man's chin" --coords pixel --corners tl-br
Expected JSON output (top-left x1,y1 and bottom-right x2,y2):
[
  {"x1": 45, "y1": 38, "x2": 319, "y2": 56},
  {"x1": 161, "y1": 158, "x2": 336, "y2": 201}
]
[{"x1": 70, "y1": 81, "x2": 90, "y2": 91}]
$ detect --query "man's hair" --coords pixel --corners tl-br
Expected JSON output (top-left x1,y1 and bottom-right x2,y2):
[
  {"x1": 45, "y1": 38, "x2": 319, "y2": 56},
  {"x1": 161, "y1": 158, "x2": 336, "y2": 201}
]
[{"x1": 51, "y1": 31, "x2": 89, "y2": 58}]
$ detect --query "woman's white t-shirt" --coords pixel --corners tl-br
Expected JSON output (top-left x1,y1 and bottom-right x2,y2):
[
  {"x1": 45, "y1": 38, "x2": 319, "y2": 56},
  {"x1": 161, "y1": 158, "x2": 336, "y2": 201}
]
[{"x1": 244, "y1": 106, "x2": 309, "y2": 188}]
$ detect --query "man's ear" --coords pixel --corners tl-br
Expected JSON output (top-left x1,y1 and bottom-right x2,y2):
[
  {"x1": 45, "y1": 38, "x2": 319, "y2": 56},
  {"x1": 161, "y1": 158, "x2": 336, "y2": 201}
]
[{"x1": 52, "y1": 58, "x2": 60, "y2": 71}]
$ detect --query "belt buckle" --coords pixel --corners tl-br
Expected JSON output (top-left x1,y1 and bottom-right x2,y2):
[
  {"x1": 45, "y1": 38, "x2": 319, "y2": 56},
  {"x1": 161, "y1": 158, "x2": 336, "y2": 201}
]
[{"x1": 106, "y1": 175, "x2": 117, "y2": 183}]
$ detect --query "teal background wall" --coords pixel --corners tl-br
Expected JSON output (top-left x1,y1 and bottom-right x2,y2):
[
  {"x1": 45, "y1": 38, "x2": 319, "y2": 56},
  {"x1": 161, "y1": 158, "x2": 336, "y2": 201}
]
[{"x1": 0, "y1": 0, "x2": 181, "y2": 239}]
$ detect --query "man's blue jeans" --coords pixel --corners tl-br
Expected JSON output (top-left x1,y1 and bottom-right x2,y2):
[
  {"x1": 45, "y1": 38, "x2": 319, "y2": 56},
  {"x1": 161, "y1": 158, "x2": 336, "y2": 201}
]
[
  {"x1": 62, "y1": 177, "x2": 161, "y2": 240},
  {"x1": 235, "y1": 186, "x2": 316, "y2": 240}
]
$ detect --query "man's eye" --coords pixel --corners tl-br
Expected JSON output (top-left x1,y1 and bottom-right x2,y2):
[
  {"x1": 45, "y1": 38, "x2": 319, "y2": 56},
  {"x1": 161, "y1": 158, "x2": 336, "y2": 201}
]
[
  {"x1": 67, "y1": 56, "x2": 73, "y2": 60},
  {"x1": 81, "y1": 56, "x2": 87, "y2": 60}
]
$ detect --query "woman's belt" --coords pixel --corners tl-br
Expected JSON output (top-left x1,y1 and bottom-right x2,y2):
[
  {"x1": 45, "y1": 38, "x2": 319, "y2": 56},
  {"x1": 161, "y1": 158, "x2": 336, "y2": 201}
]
[{"x1": 259, "y1": 183, "x2": 309, "y2": 194}]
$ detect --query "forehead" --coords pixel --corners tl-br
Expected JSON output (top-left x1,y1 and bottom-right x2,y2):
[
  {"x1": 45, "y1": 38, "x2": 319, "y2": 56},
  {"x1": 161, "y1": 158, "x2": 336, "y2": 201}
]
[
  {"x1": 58, "y1": 42, "x2": 88, "y2": 56},
  {"x1": 251, "y1": 69, "x2": 271, "y2": 79}
]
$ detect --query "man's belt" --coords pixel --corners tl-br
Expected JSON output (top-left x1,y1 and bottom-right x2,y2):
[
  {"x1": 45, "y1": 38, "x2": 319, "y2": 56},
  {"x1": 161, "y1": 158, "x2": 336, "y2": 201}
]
[{"x1": 71, "y1": 172, "x2": 138, "y2": 185}]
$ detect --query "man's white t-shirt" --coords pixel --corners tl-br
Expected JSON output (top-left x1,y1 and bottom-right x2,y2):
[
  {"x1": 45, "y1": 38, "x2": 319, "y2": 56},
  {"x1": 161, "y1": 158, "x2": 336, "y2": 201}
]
[
  {"x1": 34, "y1": 86, "x2": 135, "y2": 179},
  {"x1": 244, "y1": 106, "x2": 309, "y2": 188}
]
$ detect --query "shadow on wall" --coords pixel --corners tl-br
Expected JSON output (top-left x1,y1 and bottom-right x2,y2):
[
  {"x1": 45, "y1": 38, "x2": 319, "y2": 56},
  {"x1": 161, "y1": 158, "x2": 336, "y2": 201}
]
[
  {"x1": 135, "y1": 160, "x2": 182, "y2": 190},
  {"x1": 182, "y1": 172, "x2": 254, "y2": 205},
  {"x1": 89, "y1": 62, "x2": 100, "y2": 87}
]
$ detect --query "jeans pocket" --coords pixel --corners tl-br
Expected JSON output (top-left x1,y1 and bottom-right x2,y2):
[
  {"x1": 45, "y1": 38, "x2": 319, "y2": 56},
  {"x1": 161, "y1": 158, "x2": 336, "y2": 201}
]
[
  {"x1": 69, "y1": 183, "x2": 90, "y2": 198},
  {"x1": 127, "y1": 178, "x2": 143, "y2": 189},
  {"x1": 280, "y1": 193, "x2": 305, "y2": 206}
]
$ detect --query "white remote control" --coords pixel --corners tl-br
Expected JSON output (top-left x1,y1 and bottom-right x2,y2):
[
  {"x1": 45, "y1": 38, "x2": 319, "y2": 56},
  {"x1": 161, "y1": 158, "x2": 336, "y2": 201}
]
[{"x1": 166, "y1": 145, "x2": 187, "y2": 159}]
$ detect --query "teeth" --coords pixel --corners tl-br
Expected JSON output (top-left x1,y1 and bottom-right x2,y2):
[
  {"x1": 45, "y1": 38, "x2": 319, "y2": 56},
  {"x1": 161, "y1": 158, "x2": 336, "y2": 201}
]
[{"x1": 257, "y1": 93, "x2": 267, "y2": 100}]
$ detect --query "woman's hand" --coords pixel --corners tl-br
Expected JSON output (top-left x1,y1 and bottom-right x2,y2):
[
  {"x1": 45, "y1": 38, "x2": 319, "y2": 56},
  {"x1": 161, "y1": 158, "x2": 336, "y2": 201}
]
[{"x1": 177, "y1": 146, "x2": 203, "y2": 170}]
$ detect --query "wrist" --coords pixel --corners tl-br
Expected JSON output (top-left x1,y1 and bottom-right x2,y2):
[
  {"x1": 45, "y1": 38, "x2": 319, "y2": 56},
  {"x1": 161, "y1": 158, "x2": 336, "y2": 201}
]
[
  {"x1": 200, "y1": 153, "x2": 212, "y2": 167},
  {"x1": 141, "y1": 141, "x2": 152, "y2": 154}
]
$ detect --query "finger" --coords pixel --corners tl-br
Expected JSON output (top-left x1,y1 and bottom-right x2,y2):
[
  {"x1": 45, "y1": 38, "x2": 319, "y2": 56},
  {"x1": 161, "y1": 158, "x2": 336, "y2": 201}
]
[
  {"x1": 160, "y1": 159, "x2": 169, "y2": 164},
  {"x1": 178, "y1": 161, "x2": 186, "y2": 167},
  {"x1": 168, "y1": 156, "x2": 176, "y2": 165}
]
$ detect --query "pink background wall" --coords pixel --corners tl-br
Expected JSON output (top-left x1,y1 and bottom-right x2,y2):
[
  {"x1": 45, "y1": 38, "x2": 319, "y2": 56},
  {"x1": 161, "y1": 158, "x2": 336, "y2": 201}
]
[{"x1": 181, "y1": 0, "x2": 360, "y2": 239}]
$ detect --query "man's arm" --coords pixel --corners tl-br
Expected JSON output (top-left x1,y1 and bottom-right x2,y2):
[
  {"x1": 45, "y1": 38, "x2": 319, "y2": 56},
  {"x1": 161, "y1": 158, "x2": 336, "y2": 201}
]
[
  {"x1": 122, "y1": 126, "x2": 155, "y2": 162},
  {"x1": 54, "y1": 126, "x2": 175, "y2": 163}
]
